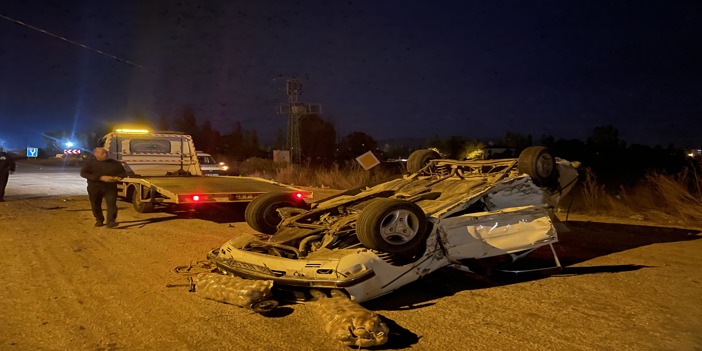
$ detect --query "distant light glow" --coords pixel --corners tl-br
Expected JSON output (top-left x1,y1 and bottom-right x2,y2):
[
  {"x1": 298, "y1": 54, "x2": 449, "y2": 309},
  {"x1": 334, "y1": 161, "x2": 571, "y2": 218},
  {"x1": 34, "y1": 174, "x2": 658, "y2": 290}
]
[
  {"x1": 65, "y1": 141, "x2": 74, "y2": 147},
  {"x1": 192, "y1": 195, "x2": 200, "y2": 201}
]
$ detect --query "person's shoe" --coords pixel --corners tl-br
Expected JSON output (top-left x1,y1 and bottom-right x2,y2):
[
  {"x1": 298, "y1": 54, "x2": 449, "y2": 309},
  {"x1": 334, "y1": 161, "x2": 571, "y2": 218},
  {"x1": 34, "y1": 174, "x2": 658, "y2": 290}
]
[
  {"x1": 106, "y1": 222, "x2": 118, "y2": 228},
  {"x1": 94, "y1": 221, "x2": 105, "y2": 227}
]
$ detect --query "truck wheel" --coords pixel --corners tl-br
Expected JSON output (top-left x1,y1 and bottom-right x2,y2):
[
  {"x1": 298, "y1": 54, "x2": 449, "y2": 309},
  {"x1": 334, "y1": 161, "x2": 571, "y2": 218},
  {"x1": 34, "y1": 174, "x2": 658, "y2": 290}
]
[
  {"x1": 132, "y1": 187, "x2": 156, "y2": 213},
  {"x1": 406, "y1": 149, "x2": 440, "y2": 174},
  {"x1": 245, "y1": 192, "x2": 308, "y2": 234},
  {"x1": 518, "y1": 146, "x2": 558, "y2": 187},
  {"x1": 356, "y1": 198, "x2": 429, "y2": 256}
]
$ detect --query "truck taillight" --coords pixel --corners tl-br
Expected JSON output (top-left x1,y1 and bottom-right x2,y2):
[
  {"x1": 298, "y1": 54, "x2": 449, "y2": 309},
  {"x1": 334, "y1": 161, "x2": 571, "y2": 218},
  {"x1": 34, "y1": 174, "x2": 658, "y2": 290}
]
[{"x1": 192, "y1": 195, "x2": 201, "y2": 202}]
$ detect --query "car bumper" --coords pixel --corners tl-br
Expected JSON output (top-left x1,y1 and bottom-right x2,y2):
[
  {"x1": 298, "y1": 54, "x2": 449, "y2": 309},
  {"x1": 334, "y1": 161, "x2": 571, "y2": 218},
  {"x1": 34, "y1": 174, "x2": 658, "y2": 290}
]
[{"x1": 207, "y1": 248, "x2": 376, "y2": 289}]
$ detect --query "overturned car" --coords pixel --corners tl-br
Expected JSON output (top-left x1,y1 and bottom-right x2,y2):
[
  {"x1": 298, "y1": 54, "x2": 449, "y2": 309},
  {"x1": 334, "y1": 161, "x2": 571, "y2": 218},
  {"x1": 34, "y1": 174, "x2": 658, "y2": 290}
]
[{"x1": 208, "y1": 147, "x2": 580, "y2": 303}]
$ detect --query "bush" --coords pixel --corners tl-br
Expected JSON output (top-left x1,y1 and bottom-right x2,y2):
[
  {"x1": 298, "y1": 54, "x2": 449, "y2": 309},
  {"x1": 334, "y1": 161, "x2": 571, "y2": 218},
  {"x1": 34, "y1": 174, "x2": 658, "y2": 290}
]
[{"x1": 582, "y1": 166, "x2": 702, "y2": 226}]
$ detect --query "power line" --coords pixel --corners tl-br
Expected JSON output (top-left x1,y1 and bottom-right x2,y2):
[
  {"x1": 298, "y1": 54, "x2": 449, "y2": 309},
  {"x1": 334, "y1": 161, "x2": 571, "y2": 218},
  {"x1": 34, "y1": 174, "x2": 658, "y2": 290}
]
[{"x1": 0, "y1": 13, "x2": 150, "y2": 71}]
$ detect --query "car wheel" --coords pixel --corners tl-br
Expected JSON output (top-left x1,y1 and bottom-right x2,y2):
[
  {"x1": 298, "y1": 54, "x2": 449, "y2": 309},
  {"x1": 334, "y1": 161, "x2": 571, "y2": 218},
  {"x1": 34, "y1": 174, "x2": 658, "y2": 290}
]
[
  {"x1": 251, "y1": 299, "x2": 278, "y2": 314},
  {"x1": 245, "y1": 192, "x2": 308, "y2": 234},
  {"x1": 518, "y1": 146, "x2": 558, "y2": 187},
  {"x1": 406, "y1": 149, "x2": 441, "y2": 174},
  {"x1": 132, "y1": 186, "x2": 156, "y2": 213},
  {"x1": 356, "y1": 198, "x2": 429, "y2": 255}
]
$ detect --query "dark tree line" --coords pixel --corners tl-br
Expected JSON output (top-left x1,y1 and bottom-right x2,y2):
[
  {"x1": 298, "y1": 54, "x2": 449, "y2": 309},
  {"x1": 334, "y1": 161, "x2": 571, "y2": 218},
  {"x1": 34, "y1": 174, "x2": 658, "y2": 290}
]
[
  {"x1": 422, "y1": 125, "x2": 695, "y2": 191},
  {"x1": 36, "y1": 104, "x2": 698, "y2": 191},
  {"x1": 168, "y1": 107, "x2": 381, "y2": 165},
  {"x1": 542, "y1": 125, "x2": 692, "y2": 190}
]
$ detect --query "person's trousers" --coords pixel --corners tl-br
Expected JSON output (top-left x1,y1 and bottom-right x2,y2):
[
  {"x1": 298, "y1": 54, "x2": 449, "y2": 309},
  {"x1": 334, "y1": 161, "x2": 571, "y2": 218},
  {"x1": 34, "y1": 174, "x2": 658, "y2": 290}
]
[
  {"x1": 87, "y1": 184, "x2": 118, "y2": 223},
  {"x1": 0, "y1": 171, "x2": 8, "y2": 200}
]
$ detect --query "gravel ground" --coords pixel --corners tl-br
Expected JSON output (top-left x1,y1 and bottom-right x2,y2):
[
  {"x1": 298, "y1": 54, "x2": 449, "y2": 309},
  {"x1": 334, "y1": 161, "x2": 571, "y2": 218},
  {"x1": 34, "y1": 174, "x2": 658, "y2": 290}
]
[{"x1": 1, "y1": 160, "x2": 701, "y2": 350}]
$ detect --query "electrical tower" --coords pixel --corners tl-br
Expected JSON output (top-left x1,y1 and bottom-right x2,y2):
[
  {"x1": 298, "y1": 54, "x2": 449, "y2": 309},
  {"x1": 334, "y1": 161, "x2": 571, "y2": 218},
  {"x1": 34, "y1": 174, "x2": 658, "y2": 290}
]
[{"x1": 277, "y1": 78, "x2": 321, "y2": 164}]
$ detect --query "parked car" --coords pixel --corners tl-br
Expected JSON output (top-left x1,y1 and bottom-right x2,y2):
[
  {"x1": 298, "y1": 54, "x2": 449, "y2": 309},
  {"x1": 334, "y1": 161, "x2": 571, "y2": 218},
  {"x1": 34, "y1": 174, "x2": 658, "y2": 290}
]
[
  {"x1": 208, "y1": 147, "x2": 580, "y2": 303},
  {"x1": 197, "y1": 152, "x2": 232, "y2": 176}
]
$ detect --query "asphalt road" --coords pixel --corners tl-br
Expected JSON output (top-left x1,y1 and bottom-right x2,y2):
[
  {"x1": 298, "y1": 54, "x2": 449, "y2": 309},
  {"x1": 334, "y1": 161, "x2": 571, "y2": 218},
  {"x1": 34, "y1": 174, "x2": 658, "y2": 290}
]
[{"x1": 6, "y1": 159, "x2": 86, "y2": 199}]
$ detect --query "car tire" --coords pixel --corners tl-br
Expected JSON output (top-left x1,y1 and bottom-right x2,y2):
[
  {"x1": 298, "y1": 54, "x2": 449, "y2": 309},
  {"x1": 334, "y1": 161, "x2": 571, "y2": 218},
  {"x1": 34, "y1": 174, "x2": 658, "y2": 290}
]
[
  {"x1": 251, "y1": 299, "x2": 278, "y2": 314},
  {"x1": 356, "y1": 198, "x2": 429, "y2": 255},
  {"x1": 245, "y1": 192, "x2": 308, "y2": 234},
  {"x1": 518, "y1": 146, "x2": 558, "y2": 187},
  {"x1": 132, "y1": 186, "x2": 156, "y2": 213},
  {"x1": 406, "y1": 149, "x2": 441, "y2": 174}
]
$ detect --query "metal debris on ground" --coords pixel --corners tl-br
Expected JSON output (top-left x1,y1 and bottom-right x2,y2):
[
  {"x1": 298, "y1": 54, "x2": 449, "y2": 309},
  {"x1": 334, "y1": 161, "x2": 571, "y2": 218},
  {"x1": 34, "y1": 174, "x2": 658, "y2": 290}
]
[
  {"x1": 171, "y1": 260, "x2": 217, "y2": 276},
  {"x1": 313, "y1": 295, "x2": 389, "y2": 348}
]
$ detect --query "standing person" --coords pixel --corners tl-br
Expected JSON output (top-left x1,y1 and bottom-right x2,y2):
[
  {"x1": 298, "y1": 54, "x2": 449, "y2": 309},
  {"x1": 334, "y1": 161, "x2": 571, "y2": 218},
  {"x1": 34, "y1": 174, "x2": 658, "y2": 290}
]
[
  {"x1": 80, "y1": 147, "x2": 127, "y2": 228},
  {"x1": 0, "y1": 146, "x2": 16, "y2": 202}
]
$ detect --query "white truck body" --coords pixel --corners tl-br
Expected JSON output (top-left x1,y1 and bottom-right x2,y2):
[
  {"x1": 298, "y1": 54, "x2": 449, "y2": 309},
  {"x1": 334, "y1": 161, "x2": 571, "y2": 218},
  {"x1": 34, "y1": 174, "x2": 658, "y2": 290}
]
[
  {"x1": 99, "y1": 129, "x2": 310, "y2": 212},
  {"x1": 103, "y1": 131, "x2": 201, "y2": 177}
]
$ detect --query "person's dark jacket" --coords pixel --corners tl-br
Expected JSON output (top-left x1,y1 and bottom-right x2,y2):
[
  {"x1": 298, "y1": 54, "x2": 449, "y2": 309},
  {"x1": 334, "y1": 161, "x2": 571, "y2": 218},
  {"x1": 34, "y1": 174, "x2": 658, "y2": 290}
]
[
  {"x1": 80, "y1": 157, "x2": 127, "y2": 186},
  {"x1": 0, "y1": 152, "x2": 16, "y2": 173}
]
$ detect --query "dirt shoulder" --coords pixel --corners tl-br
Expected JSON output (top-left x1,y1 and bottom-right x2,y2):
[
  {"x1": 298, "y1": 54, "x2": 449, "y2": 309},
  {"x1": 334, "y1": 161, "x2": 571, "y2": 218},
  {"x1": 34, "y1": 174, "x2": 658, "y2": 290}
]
[{"x1": 1, "y1": 195, "x2": 701, "y2": 350}]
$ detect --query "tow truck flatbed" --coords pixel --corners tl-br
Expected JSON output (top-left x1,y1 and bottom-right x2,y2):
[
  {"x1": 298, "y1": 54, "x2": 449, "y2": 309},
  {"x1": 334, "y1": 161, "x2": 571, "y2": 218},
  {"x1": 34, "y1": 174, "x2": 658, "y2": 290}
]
[
  {"x1": 120, "y1": 175, "x2": 311, "y2": 209},
  {"x1": 99, "y1": 129, "x2": 311, "y2": 213}
]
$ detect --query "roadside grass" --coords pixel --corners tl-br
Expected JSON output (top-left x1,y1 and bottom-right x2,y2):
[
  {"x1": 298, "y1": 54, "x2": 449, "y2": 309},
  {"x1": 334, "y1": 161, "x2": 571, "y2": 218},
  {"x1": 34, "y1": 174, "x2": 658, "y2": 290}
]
[
  {"x1": 238, "y1": 158, "x2": 398, "y2": 189},
  {"x1": 580, "y1": 166, "x2": 702, "y2": 227},
  {"x1": 238, "y1": 159, "x2": 702, "y2": 227}
]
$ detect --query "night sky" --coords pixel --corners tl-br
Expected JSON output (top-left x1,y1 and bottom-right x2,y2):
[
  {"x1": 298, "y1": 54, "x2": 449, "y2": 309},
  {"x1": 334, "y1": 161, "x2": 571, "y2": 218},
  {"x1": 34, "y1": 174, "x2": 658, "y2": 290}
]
[{"x1": 1, "y1": 0, "x2": 701, "y2": 150}]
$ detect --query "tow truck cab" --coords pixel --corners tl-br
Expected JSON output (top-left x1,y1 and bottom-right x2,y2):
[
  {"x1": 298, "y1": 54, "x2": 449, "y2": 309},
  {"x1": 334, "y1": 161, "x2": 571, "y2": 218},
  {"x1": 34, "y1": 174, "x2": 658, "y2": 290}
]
[{"x1": 99, "y1": 129, "x2": 202, "y2": 176}]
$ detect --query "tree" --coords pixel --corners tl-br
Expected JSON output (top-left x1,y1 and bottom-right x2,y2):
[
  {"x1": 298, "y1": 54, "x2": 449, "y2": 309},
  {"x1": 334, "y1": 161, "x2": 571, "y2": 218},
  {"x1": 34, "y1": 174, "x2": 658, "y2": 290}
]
[
  {"x1": 502, "y1": 131, "x2": 532, "y2": 150},
  {"x1": 587, "y1": 125, "x2": 625, "y2": 151},
  {"x1": 222, "y1": 122, "x2": 245, "y2": 161},
  {"x1": 336, "y1": 131, "x2": 378, "y2": 161},
  {"x1": 445, "y1": 135, "x2": 468, "y2": 159},
  {"x1": 197, "y1": 120, "x2": 221, "y2": 154},
  {"x1": 273, "y1": 128, "x2": 286, "y2": 150},
  {"x1": 299, "y1": 114, "x2": 336, "y2": 165},
  {"x1": 586, "y1": 125, "x2": 627, "y2": 190},
  {"x1": 156, "y1": 115, "x2": 169, "y2": 131},
  {"x1": 173, "y1": 106, "x2": 199, "y2": 136}
]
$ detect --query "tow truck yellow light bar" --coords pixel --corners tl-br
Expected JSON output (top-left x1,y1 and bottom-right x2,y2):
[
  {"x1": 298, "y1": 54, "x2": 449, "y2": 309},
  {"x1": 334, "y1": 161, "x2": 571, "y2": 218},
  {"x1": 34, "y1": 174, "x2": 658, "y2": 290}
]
[{"x1": 114, "y1": 128, "x2": 150, "y2": 134}]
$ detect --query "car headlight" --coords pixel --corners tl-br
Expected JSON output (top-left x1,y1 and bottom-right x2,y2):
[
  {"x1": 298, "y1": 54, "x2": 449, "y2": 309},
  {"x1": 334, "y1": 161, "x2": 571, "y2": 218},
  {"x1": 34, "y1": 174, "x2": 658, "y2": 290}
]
[{"x1": 221, "y1": 165, "x2": 229, "y2": 171}]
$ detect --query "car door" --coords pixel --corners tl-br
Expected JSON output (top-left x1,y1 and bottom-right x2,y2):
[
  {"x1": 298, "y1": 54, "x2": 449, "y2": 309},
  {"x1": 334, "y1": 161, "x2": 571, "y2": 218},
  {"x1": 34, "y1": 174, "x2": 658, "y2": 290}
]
[{"x1": 438, "y1": 205, "x2": 557, "y2": 260}]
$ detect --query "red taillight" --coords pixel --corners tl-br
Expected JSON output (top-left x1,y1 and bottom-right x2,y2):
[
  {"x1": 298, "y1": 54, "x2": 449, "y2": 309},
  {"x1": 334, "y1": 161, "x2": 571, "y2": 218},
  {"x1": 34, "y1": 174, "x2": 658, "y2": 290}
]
[
  {"x1": 192, "y1": 195, "x2": 201, "y2": 202},
  {"x1": 294, "y1": 193, "x2": 303, "y2": 199}
]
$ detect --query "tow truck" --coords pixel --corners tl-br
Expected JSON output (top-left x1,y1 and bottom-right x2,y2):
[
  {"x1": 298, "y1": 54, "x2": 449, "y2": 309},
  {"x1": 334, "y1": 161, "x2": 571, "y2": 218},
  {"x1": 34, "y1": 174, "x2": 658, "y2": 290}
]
[{"x1": 99, "y1": 129, "x2": 310, "y2": 213}]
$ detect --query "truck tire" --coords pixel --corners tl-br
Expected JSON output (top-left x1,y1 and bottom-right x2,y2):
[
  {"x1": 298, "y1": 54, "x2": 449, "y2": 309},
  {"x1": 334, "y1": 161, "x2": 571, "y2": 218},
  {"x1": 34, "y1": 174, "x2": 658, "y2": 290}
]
[
  {"x1": 356, "y1": 198, "x2": 429, "y2": 256},
  {"x1": 132, "y1": 187, "x2": 156, "y2": 213},
  {"x1": 406, "y1": 149, "x2": 441, "y2": 174},
  {"x1": 245, "y1": 192, "x2": 308, "y2": 234},
  {"x1": 518, "y1": 146, "x2": 558, "y2": 187}
]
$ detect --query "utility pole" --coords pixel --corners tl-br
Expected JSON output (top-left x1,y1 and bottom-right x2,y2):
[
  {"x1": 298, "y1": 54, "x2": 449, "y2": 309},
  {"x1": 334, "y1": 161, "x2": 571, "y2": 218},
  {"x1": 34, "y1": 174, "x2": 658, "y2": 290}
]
[{"x1": 277, "y1": 78, "x2": 321, "y2": 164}]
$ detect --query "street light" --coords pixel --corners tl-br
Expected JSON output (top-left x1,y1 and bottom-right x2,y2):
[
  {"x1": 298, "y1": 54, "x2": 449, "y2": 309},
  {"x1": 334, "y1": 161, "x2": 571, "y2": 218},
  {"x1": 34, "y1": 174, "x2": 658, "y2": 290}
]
[{"x1": 65, "y1": 141, "x2": 74, "y2": 148}]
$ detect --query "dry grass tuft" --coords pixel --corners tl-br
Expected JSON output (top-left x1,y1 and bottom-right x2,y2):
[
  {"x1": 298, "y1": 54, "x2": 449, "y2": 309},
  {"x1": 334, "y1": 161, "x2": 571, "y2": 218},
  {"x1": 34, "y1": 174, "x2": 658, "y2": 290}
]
[
  {"x1": 596, "y1": 168, "x2": 702, "y2": 226},
  {"x1": 629, "y1": 169, "x2": 702, "y2": 225},
  {"x1": 565, "y1": 166, "x2": 701, "y2": 226},
  {"x1": 237, "y1": 157, "x2": 284, "y2": 179},
  {"x1": 580, "y1": 167, "x2": 607, "y2": 214}
]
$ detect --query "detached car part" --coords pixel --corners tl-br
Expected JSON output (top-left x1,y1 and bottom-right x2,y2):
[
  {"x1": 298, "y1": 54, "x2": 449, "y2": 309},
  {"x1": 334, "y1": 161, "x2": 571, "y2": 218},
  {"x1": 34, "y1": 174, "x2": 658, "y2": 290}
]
[
  {"x1": 314, "y1": 294, "x2": 389, "y2": 348},
  {"x1": 193, "y1": 272, "x2": 277, "y2": 314}
]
